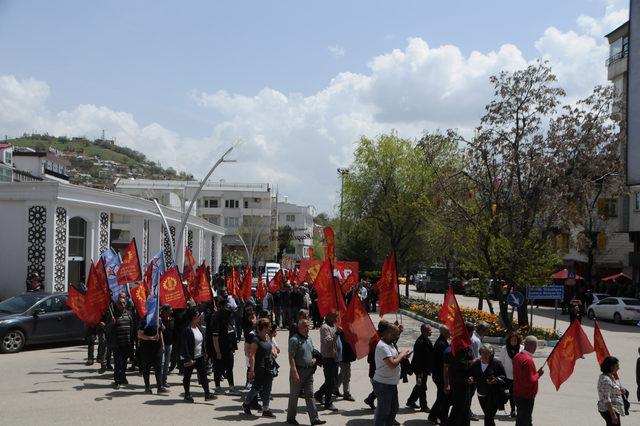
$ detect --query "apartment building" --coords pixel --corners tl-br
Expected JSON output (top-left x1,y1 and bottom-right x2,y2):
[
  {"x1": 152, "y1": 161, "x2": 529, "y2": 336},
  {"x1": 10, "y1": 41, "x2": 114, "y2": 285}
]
[{"x1": 277, "y1": 200, "x2": 316, "y2": 260}]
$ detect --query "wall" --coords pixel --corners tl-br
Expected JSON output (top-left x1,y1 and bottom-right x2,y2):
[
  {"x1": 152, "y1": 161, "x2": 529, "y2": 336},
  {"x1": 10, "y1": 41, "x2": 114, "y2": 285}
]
[{"x1": 0, "y1": 201, "x2": 28, "y2": 299}]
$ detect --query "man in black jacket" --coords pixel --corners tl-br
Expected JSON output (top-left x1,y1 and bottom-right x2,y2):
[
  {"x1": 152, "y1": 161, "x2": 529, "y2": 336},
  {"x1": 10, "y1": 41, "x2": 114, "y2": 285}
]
[
  {"x1": 110, "y1": 297, "x2": 134, "y2": 389},
  {"x1": 428, "y1": 325, "x2": 451, "y2": 424},
  {"x1": 406, "y1": 323, "x2": 434, "y2": 412}
]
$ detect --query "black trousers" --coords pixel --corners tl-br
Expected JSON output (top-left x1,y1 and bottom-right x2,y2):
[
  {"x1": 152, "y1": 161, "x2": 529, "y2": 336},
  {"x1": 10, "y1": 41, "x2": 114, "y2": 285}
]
[
  {"x1": 86, "y1": 328, "x2": 96, "y2": 361},
  {"x1": 599, "y1": 410, "x2": 621, "y2": 426},
  {"x1": 316, "y1": 358, "x2": 338, "y2": 406},
  {"x1": 479, "y1": 396, "x2": 498, "y2": 426},
  {"x1": 140, "y1": 346, "x2": 162, "y2": 390},
  {"x1": 183, "y1": 356, "x2": 210, "y2": 397},
  {"x1": 515, "y1": 397, "x2": 535, "y2": 426},
  {"x1": 113, "y1": 345, "x2": 130, "y2": 384},
  {"x1": 407, "y1": 373, "x2": 428, "y2": 409},
  {"x1": 506, "y1": 379, "x2": 515, "y2": 412},
  {"x1": 449, "y1": 383, "x2": 471, "y2": 426},
  {"x1": 428, "y1": 380, "x2": 450, "y2": 424},
  {"x1": 214, "y1": 351, "x2": 235, "y2": 387}
]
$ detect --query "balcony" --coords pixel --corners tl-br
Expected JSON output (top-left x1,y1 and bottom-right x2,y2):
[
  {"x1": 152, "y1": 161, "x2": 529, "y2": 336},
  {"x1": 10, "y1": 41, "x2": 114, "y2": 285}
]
[{"x1": 606, "y1": 48, "x2": 628, "y2": 67}]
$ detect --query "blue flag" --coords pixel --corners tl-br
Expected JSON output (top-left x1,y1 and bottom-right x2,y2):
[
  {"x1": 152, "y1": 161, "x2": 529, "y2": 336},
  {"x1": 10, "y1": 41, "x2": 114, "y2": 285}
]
[
  {"x1": 145, "y1": 250, "x2": 165, "y2": 327},
  {"x1": 101, "y1": 248, "x2": 126, "y2": 301}
]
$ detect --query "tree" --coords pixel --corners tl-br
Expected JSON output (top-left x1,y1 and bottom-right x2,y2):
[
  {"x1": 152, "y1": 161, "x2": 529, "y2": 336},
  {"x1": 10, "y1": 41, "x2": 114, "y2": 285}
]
[
  {"x1": 277, "y1": 225, "x2": 295, "y2": 261},
  {"x1": 236, "y1": 215, "x2": 272, "y2": 267}
]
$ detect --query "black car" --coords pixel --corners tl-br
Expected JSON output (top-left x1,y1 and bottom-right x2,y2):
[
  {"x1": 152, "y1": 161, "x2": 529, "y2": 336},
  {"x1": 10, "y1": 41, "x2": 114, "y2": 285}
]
[{"x1": 0, "y1": 292, "x2": 86, "y2": 353}]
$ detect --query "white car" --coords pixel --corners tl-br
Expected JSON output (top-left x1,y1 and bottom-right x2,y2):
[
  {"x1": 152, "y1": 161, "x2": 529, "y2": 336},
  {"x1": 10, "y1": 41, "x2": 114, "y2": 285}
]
[
  {"x1": 590, "y1": 293, "x2": 611, "y2": 304},
  {"x1": 587, "y1": 297, "x2": 640, "y2": 324}
]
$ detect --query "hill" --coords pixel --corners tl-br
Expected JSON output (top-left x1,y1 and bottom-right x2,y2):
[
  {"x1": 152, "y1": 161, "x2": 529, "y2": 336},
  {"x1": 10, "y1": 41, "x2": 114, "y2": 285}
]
[{"x1": 7, "y1": 134, "x2": 192, "y2": 188}]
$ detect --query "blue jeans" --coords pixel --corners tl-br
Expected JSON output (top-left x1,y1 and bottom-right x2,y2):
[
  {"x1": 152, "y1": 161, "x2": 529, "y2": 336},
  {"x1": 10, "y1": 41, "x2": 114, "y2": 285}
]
[
  {"x1": 373, "y1": 380, "x2": 399, "y2": 426},
  {"x1": 160, "y1": 344, "x2": 172, "y2": 385},
  {"x1": 245, "y1": 374, "x2": 273, "y2": 411}
]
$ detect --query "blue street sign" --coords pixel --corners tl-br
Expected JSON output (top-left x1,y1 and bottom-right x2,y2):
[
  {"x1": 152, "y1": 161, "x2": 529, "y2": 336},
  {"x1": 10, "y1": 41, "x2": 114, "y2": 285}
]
[
  {"x1": 507, "y1": 291, "x2": 525, "y2": 308},
  {"x1": 527, "y1": 285, "x2": 564, "y2": 300}
]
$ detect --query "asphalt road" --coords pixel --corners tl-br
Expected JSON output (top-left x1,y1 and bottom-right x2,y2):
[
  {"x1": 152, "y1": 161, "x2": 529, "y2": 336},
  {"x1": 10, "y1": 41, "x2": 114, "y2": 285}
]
[{"x1": 0, "y1": 303, "x2": 638, "y2": 425}]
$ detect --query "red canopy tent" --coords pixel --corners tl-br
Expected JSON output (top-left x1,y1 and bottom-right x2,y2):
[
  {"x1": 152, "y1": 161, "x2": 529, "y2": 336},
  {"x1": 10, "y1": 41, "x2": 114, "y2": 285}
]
[
  {"x1": 600, "y1": 272, "x2": 631, "y2": 282},
  {"x1": 551, "y1": 269, "x2": 584, "y2": 280}
]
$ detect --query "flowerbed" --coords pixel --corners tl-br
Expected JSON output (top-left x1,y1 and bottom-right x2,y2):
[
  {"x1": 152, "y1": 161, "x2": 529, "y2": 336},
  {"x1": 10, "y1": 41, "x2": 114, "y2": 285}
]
[{"x1": 402, "y1": 297, "x2": 560, "y2": 341}]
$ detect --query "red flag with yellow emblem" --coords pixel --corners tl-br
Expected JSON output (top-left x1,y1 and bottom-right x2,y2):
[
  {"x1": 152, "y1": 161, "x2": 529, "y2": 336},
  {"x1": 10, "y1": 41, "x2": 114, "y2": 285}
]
[
  {"x1": 183, "y1": 248, "x2": 197, "y2": 288},
  {"x1": 547, "y1": 319, "x2": 594, "y2": 390},
  {"x1": 116, "y1": 239, "x2": 142, "y2": 284},
  {"x1": 131, "y1": 284, "x2": 147, "y2": 317},
  {"x1": 84, "y1": 262, "x2": 111, "y2": 325},
  {"x1": 193, "y1": 263, "x2": 213, "y2": 303},
  {"x1": 159, "y1": 267, "x2": 187, "y2": 309},
  {"x1": 341, "y1": 273, "x2": 358, "y2": 295},
  {"x1": 314, "y1": 260, "x2": 347, "y2": 317},
  {"x1": 378, "y1": 253, "x2": 399, "y2": 316},
  {"x1": 67, "y1": 286, "x2": 88, "y2": 323}
]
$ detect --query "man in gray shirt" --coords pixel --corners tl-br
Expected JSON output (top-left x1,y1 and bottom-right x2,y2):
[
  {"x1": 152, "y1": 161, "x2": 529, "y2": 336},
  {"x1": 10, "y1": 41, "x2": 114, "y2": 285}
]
[{"x1": 287, "y1": 319, "x2": 326, "y2": 425}]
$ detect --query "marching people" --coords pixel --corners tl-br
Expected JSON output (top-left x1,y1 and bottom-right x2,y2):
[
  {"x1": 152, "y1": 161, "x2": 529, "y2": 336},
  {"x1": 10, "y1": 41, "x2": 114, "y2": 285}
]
[
  {"x1": 372, "y1": 323, "x2": 412, "y2": 426},
  {"x1": 497, "y1": 331, "x2": 523, "y2": 417},
  {"x1": 428, "y1": 325, "x2": 451, "y2": 425},
  {"x1": 597, "y1": 356, "x2": 625, "y2": 425},
  {"x1": 181, "y1": 307, "x2": 214, "y2": 402},
  {"x1": 211, "y1": 296, "x2": 238, "y2": 392},
  {"x1": 444, "y1": 345, "x2": 475, "y2": 426},
  {"x1": 513, "y1": 335, "x2": 544, "y2": 426},
  {"x1": 314, "y1": 311, "x2": 340, "y2": 411},
  {"x1": 365, "y1": 320, "x2": 390, "y2": 410},
  {"x1": 406, "y1": 323, "x2": 433, "y2": 412},
  {"x1": 335, "y1": 329, "x2": 356, "y2": 401},
  {"x1": 468, "y1": 344, "x2": 507, "y2": 426},
  {"x1": 287, "y1": 319, "x2": 326, "y2": 425},
  {"x1": 469, "y1": 321, "x2": 490, "y2": 422},
  {"x1": 137, "y1": 319, "x2": 165, "y2": 394},
  {"x1": 242, "y1": 318, "x2": 277, "y2": 418}
]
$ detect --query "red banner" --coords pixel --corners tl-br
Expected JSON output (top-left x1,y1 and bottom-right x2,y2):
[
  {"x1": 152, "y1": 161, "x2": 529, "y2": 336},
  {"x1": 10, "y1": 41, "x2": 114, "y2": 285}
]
[
  {"x1": 67, "y1": 286, "x2": 87, "y2": 323},
  {"x1": 378, "y1": 253, "x2": 399, "y2": 316},
  {"x1": 440, "y1": 286, "x2": 471, "y2": 355},
  {"x1": 323, "y1": 226, "x2": 335, "y2": 261},
  {"x1": 116, "y1": 239, "x2": 142, "y2": 284},
  {"x1": 84, "y1": 261, "x2": 112, "y2": 326},
  {"x1": 548, "y1": 319, "x2": 594, "y2": 390},
  {"x1": 193, "y1": 263, "x2": 213, "y2": 303},
  {"x1": 314, "y1": 260, "x2": 347, "y2": 317},
  {"x1": 299, "y1": 260, "x2": 359, "y2": 285},
  {"x1": 183, "y1": 248, "x2": 197, "y2": 288},
  {"x1": 342, "y1": 295, "x2": 379, "y2": 359},
  {"x1": 256, "y1": 273, "x2": 267, "y2": 300},
  {"x1": 241, "y1": 267, "x2": 252, "y2": 302},
  {"x1": 159, "y1": 267, "x2": 187, "y2": 309},
  {"x1": 131, "y1": 284, "x2": 147, "y2": 317},
  {"x1": 268, "y1": 269, "x2": 284, "y2": 293}
]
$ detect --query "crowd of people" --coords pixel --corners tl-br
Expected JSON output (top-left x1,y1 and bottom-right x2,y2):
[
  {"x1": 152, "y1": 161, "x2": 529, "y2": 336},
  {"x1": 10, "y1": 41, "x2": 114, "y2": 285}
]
[{"x1": 81, "y1": 277, "x2": 632, "y2": 426}]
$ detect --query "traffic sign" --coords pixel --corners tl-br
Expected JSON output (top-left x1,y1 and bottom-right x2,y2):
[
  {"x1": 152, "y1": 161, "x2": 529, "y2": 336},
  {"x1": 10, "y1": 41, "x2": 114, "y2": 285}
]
[
  {"x1": 527, "y1": 285, "x2": 564, "y2": 300},
  {"x1": 507, "y1": 291, "x2": 525, "y2": 308}
]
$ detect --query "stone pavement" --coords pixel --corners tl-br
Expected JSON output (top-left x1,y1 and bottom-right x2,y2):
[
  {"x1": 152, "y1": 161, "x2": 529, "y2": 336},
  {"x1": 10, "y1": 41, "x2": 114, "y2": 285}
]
[{"x1": 0, "y1": 309, "x2": 638, "y2": 425}]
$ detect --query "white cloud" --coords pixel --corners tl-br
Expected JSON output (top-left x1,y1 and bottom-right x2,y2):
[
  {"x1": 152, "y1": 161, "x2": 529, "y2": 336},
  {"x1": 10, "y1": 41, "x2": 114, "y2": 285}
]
[
  {"x1": 0, "y1": 1, "x2": 629, "y2": 213},
  {"x1": 327, "y1": 45, "x2": 346, "y2": 58}
]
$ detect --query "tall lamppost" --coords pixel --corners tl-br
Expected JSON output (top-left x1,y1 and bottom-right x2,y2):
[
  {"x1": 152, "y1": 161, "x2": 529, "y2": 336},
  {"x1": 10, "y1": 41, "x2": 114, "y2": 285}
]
[{"x1": 337, "y1": 168, "x2": 349, "y2": 234}]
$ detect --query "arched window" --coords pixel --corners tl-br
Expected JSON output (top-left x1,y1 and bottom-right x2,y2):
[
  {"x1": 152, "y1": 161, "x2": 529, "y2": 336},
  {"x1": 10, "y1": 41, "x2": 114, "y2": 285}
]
[{"x1": 68, "y1": 217, "x2": 87, "y2": 288}]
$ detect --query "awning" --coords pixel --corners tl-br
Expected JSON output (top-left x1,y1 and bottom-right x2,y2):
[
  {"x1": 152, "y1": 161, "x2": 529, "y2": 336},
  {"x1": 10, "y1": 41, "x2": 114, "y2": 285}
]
[
  {"x1": 551, "y1": 269, "x2": 584, "y2": 280},
  {"x1": 600, "y1": 272, "x2": 631, "y2": 282}
]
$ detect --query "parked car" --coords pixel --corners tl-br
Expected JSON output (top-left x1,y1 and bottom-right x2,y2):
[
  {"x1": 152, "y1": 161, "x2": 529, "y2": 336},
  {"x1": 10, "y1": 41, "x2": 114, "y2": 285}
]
[
  {"x1": 0, "y1": 292, "x2": 86, "y2": 353},
  {"x1": 587, "y1": 297, "x2": 640, "y2": 324},
  {"x1": 589, "y1": 293, "x2": 611, "y2": 305}
]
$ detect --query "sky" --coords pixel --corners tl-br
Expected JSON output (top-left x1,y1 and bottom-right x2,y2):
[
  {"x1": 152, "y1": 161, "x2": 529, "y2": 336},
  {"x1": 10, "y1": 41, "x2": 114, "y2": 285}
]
[{"x1": 0, "y1": 0, "x2": 630, "y2": 213}]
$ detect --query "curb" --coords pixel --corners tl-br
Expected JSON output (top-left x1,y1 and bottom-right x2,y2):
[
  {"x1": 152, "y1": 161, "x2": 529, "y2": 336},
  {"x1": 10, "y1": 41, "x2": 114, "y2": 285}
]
[{"x1": 399, "y1": 309, "x2": 550, "y2": 348}]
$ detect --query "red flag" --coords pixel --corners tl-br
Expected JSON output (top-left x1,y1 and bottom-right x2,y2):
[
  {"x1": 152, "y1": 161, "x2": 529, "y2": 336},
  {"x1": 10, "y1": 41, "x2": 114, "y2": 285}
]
[
  {"x1": 342, "y1": 295, "x2": 379, "y2": 359},
  {"x1": 324, "y1": 226, "x2": 335, "y2": 261},
  {"x1": 378, "y1": 253, "x2": 399, "y2": 316},
  {"x1": 143, "y1": 261, "x2": 153, "y2": 293},
  {"x1": 159, "y1": 267, "x2": 187, "y2": 309},
  {"x1": 225, "y1": 274, "x2": 232, "y2": 295},
  {"x1": 438, "y1": 287, "x2": 455, "y2": 330},
  {"x1": 314, "y1": 260, "x2": 346, "y2": 317},
  {"x1": 241, "y1": 267, "x2": 253, "y2": 302},
  {"x1": 372, "y1": 257, "x2": 389, "y2": 294},
  {"x1": 440, "y1": 286, "x2": 471, "y2": 355},
  {"x1": 194, "y1": 263, "x2": 213, "y2": 303},
  {"x1": 130, "y1": 284, "x2": 147, "y2": 317},
  {"x1": 547, "y1": 319, "x2": 594, "y2": 390},
  {"x1": 341, "y1": 273, "x2": 357, "y2": 295},
  {"x1": 288, "y1": 268, "x2": 297, "y2": 285},
  {"x1": 308, "y1": 247, "x2": 314, "y2": 259},
  {"x1": 67, "y1": 286, "x2": 87, "y2": 323},
  {"x1": 268, "y1": 269, "x2": 284, "y2": 293},
  {"x1": 256, "y1": 273, "x2": 267, "y2": 300},
  {"x1": 84, "y1": 262, "x2": 111, "y2": 325},
  {"x1": 593, "y1": 320, "x2": 610, "y2": 366},
  {"x1": 183, "y1": 248, "x2": 197, "y2": 288},
  {"x1": 116, "y1": 239, "x2": 142, "y2": 284}
]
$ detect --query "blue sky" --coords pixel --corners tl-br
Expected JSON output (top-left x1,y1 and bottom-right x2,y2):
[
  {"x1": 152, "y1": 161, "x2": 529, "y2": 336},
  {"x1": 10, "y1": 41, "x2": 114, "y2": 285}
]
[{"x1": 0, "y1": 0, "x2": 629, "y2": 212}]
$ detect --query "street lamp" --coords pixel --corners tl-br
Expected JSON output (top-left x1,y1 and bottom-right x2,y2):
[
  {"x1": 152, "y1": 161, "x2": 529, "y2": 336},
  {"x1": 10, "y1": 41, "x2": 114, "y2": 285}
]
[{"x1": 337, "y1": 168, "x2": 349, "y2": 234}]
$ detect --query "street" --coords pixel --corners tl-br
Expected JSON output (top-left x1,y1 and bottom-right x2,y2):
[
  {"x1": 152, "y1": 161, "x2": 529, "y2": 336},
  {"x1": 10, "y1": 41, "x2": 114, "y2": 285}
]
[{"x1": 1, "y1": 306, "x2": 638, "y2": 425}]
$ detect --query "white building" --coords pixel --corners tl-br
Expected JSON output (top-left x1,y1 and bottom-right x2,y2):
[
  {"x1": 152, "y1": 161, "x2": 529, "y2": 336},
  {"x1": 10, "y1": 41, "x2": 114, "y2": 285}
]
[
  {"x1": 114, "y1": 179, "x2": 278, "y2": 264},
  {"x1": 0, "y1": 182, "x2": 225, "y2": 299},
  {"x1": 277, "y1": 201, "x2": 316, "y2": 260},
  {"x1": 0, "y1": 143, "x2": 12, "y2": 183},
  {"x1": 12, "y1": 149, "x2": 71, "y2": 183}
]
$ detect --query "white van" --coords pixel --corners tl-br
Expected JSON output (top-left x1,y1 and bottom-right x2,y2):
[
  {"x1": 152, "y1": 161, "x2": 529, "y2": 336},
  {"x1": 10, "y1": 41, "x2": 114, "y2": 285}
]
[{"x1": 261, "y1": 262, "x2": 281, "y2": 284}]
